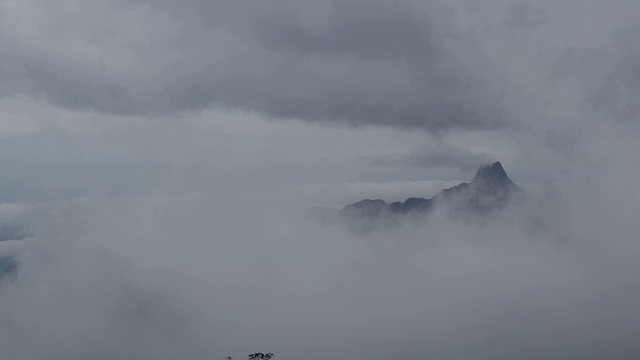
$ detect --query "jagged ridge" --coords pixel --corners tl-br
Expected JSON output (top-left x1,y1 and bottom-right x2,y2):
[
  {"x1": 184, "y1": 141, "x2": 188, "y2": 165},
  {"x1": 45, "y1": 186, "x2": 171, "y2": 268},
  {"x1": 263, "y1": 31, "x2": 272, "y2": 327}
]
[{"x1": 340, "y1": 162, "x2": 521, "y2": 220}]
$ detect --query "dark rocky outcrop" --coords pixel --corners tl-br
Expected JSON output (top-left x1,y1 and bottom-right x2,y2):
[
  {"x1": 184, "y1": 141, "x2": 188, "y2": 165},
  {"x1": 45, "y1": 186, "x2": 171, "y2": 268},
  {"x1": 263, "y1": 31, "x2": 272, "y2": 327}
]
[{"x1": 338, "y1": 162, "x2": 522, "y2": 223}]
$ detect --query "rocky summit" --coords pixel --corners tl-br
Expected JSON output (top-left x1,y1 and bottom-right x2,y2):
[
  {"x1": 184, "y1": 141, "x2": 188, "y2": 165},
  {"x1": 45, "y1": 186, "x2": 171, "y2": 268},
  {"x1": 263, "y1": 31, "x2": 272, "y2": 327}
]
[{"x1": 339, "y1": 162, "x2": 522, "y2": 222}]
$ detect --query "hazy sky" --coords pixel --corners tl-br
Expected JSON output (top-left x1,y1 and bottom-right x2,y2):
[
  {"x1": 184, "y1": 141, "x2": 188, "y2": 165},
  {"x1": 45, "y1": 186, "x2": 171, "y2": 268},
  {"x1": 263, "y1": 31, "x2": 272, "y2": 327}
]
[{"x1": 0, "y1": 1, "x2": 640, "y2": 359}]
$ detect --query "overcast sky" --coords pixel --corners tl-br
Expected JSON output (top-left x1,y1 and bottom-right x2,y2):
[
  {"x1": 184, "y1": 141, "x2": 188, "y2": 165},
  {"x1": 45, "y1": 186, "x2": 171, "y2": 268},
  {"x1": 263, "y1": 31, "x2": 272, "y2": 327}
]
[{"x1": 0, "y1": 1, "x2": 640, "y2": 359}]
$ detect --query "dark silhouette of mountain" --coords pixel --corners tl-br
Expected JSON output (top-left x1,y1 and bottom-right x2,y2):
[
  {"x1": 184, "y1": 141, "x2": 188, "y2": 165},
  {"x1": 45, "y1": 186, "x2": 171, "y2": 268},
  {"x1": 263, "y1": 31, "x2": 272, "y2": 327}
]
[
  {"x1": 338, "y1": 162, "x2": 521, "y2": 222},
  {"x1": 342, "y1": 199, "x2": 390, "y2": 219}
]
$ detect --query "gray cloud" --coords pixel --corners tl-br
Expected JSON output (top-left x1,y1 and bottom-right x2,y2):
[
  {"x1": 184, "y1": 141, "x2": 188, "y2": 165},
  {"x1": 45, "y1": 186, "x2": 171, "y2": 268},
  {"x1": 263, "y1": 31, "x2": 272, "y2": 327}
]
[
  {"x1": 1, "y1": 0, "x2": 637, "y2": 132},
  {"x1": 368, "y1": 146, "x2": 493, "y2": 174},
  {"x1": 0, "y1": 0, "x2": 513, "y2": 132},
  {"x1": 254, "y1": 1, "x2": 436, "y2": 65}
]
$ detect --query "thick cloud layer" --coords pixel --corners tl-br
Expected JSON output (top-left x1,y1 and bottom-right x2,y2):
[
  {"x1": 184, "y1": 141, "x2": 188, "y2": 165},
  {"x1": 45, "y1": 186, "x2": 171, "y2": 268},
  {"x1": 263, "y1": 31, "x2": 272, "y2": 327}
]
[{"x1": 1, "y1": 0, "x2": 638, "y2": 132}]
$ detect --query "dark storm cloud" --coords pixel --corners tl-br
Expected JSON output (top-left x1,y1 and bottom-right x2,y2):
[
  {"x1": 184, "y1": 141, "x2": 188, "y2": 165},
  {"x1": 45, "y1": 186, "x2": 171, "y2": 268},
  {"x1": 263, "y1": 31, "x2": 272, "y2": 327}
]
[
  {"x1": 22, "y1": 60, "x2": 140, "y2": 115},
  {"x1": 255, "y1": 1, "x2": 435, "y2": 65},
  {"x1": 0, "y1": 0, "x2": 511, "y2": 132},
  {"x1": 167, "y1": 0, "x2": 510, "y2": 132},
  {"x1": 3, "y1": 0, "x2": 639, "y2": 132},
  {"x1": 502, "y1": 1, "x2": 547, "y2": 33}
]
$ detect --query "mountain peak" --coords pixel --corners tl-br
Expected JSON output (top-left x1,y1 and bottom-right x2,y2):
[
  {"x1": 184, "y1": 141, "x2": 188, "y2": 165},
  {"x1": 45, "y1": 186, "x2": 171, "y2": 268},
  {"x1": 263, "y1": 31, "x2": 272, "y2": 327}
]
[
  {"x1": 471, "y1": 161, "x2": 513, "y2": 186},
  {"x1": 331, "y1": 161, "x2": 522, "y2": 230}
]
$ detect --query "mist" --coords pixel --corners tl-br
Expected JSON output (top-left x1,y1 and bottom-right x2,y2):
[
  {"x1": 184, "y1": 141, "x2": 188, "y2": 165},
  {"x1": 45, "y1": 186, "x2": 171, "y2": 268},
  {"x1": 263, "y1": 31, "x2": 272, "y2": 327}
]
[{"x1": 1, "y1": 1, "x2": 640, "y2": 359}]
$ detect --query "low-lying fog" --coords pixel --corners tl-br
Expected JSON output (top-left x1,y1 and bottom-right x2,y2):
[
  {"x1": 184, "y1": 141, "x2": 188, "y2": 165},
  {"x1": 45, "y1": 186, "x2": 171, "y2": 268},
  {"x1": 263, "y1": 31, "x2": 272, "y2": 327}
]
[{"x1": 0, "y1": 114, "x2": 638, "y2": 360}]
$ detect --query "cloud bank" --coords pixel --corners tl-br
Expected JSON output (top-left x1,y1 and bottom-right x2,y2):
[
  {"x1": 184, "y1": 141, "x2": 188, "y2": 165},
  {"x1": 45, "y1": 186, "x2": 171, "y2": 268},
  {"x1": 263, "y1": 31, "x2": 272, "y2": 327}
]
[{"x1": 0, "y1": 0, "x2": 637, "y2": 133}]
